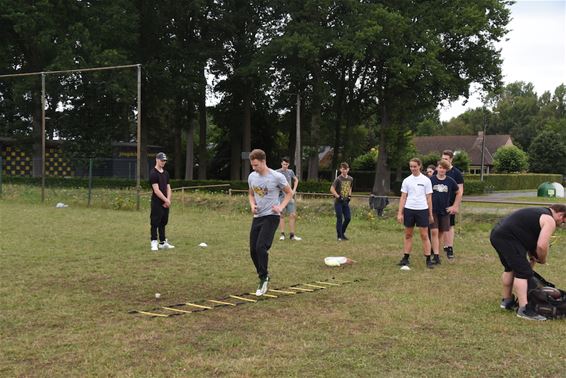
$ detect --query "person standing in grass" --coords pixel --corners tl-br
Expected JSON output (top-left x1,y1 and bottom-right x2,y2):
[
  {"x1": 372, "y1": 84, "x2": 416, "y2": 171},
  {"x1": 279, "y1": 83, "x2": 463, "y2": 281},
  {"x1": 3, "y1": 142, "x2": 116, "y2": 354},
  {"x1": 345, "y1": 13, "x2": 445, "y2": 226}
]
[
  {"x1": 490, "y1": 204, "x2": 566, "y2": 321},
  {"x1": 248, "y1": 149, "x2": 293, "y2": 296},
  {"x1": 397, "y1": 158, "x2": 434, "y2": 268},
  {"x1": 429, "y1": 160, "x2": 459, "y2": 265},
  {"x1": 441, "y1": 150, "x2": 464, "y2": 259},
  {"x1": 330, "y1": 162, "x2": 354, "y2": 241},
  {"x1": 149, "y1": 152, "x2": 175, "y2": 251},
  {"x1": 277, "y1": 157, "x2": 302, "y2": 241}
]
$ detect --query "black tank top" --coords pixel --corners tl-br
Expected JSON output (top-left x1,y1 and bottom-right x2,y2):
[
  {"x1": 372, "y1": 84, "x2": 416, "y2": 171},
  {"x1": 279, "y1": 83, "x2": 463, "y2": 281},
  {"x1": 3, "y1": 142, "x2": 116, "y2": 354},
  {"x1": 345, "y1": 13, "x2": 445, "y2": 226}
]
[{"x1": 495, "y1": 207, "x2": 551, "y2": 252}]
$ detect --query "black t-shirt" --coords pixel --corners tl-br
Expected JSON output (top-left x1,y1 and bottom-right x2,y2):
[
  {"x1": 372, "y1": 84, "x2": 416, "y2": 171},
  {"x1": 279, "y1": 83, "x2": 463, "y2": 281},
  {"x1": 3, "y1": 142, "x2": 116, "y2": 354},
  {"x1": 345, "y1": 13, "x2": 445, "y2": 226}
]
[
  {"x1": 149, "y1": 168, "x2": 170, "y2": 203},
  {"x1": 493, "y1": 207, "x2": 551, "y2": 253},
  {"x1": 446, "y1": 166, "x2": 464, "y2": 204},
  {"x1": 430, "y1": 175, "x2": 459, "y2": 216}
]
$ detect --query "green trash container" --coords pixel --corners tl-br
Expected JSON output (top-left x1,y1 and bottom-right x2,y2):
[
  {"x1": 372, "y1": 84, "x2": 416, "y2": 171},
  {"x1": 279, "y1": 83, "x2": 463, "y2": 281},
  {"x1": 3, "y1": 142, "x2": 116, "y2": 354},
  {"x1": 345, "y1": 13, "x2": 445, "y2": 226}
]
[{"x1": 537, "y1": 182, "x2": 556, "y2": 198}]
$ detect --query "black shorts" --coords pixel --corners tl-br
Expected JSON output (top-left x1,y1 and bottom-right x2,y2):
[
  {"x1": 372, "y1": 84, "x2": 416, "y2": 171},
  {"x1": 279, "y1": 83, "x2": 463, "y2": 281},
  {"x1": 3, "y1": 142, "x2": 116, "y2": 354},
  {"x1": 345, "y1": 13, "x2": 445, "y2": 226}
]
[
  {"x1": 430, "y1": 213, "x2": 450, "y2": 231},
  {"x1": 490, "y1": 228, "x2": 533, "y2": 279},
  {"x1": 403, "y1": 208, "x2": 429, "y2": 228}
]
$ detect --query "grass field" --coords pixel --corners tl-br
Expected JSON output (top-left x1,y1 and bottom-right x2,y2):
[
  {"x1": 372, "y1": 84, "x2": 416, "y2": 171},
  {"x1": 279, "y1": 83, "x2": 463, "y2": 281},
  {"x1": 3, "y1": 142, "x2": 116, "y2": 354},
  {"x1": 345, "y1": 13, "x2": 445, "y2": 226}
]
[{"x1": 1, "y1": 188, "x2": 565, "y2": 376}]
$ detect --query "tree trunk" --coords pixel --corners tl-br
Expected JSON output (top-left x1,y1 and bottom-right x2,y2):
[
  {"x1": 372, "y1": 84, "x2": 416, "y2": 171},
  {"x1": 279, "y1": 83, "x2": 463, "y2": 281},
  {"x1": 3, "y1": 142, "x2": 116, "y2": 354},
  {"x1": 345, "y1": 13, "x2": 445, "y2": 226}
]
[
  {"x1": 230, "y1": 130, "x2": 242, "y2": 180},
  {"x1": 185, "y1": 114, "x2": 196, "y2": 180},
  {"x1": 230, "y1": 99, "x2": 242, "y2": 180},
  {"x1": 242, "y1": 89, "x2": 251, "y2": 179},
  {"x1": 174, "y1": 125, "x2": 182, "y2": 179},
  {"x1": 372, "y1": 104, "x2": 391, "y2": 195}
]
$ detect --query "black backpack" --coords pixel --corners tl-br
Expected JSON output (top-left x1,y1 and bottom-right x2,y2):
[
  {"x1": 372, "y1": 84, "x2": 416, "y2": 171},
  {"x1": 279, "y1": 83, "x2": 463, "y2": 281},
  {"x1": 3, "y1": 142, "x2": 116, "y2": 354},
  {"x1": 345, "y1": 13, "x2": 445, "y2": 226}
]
[{"x1": 528, "y1": 272, "x2": 566, "y2": 319}]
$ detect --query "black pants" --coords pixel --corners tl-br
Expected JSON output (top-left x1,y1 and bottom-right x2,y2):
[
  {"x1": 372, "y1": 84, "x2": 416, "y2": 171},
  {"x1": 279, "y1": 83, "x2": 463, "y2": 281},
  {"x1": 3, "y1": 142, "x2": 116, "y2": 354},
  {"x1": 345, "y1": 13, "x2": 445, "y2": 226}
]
[
  {"x1": 150, "y1": 200, "x2": 169, "y2": 242},
  {"x1": 249, "y1": 215, "x2": 280, "y2": 280},
  {"x1": 334, "y1": 201, "x2": 351, "y2": 238}
]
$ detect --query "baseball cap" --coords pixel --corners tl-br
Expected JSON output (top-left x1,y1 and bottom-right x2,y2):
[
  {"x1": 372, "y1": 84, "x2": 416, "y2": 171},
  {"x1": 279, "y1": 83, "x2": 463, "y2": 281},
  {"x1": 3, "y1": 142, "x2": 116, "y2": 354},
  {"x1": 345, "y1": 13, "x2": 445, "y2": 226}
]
[{"x1": 156, "y1": 152, "x2": 167, "y2": 161}]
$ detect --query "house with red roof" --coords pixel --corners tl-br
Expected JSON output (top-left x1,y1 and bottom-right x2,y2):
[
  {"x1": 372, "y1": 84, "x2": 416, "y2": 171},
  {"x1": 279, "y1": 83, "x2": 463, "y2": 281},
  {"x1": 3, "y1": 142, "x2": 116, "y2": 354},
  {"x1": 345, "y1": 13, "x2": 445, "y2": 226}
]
[{"x1": 413, "y1": 132, "x2": 514, "y2": 175}]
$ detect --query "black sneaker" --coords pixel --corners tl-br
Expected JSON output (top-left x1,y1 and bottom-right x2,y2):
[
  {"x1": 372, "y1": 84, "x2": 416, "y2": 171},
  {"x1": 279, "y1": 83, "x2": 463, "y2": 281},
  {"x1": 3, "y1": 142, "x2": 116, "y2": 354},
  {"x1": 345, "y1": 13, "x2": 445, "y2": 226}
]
[
  {"x1": 517, "y1": 306, "x2": 546, "y2": 321},
  {"x1": 426, "y1": 259, "x2": 435, "y2": 269},
  {"x1": 433, "y1": 255, "x2": 441, "y2": 265},
  {"x1": 398, "y1": 257, "x2": 409, "y2": 266},
  {"x1": 341, "y1": 235, "x2": 349, "y2": 241},
  {"x1": 445, "y1": 247, "x2": 454, "y2": 259},
  {"x1": 500, "y1": 296, "x2": 517, "y2": 310}
]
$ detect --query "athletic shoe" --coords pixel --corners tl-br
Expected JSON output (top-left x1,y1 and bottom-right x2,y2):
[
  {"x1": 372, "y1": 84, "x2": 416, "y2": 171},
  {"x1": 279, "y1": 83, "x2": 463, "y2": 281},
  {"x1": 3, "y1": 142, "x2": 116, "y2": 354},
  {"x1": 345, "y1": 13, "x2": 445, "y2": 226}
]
[
  {"x1": 159, "y1": 240, "x2": 175, "y2": 249},
  {"x1": 398, "y1": 257, "x2": 409, "y2": 266},
  {"x1": 290, "y1": 235, "x2": 302, "y2": 241},
  {"x1": 445, "y1": 246, "x2": 454, "y2": 259},
  {"x1": 341, "y1": 236, "x2": 349, "y2": 241},
  {"x1": 279, "y1": 234, "x2": 285, "y2": 241},
  {"x1": 500, "y1": 296, "x2": 517, "y2": 310},
  {"x1": 426, "y1": 260, "x2": 435, "y2": 269},
  {"x1": 150, "y1": 240, "x2": 158, "y2": 251},
  {"x1": 337, "y1": 237, "x2": 342, "y2": 241},
  {"x1": 433, "y1": 255, "x2": 441, "y2": 265},
  {"x1": 517, "y1": 306, "x2": 546, "y2": 321},
  {"x1": 255, "y1": 277, "x2": 269, "y2": 296}
]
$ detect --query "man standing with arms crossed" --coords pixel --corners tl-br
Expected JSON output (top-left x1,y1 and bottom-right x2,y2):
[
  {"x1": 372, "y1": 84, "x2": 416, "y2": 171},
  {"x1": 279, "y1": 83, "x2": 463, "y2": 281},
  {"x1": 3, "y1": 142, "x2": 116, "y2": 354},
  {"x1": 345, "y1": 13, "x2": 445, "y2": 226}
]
[
  {"x1": 277, "y1": 157, "x2": 302, "y2": 241},
  {"x1": 149, "y1": 152, "x2": 175, "y2": 251},
  {"x1": 248, "y1": 149, "x2": 293, "y2": 296},
  {"x1": 441, "y1": 150, "x2": 464, "y2": 259}
]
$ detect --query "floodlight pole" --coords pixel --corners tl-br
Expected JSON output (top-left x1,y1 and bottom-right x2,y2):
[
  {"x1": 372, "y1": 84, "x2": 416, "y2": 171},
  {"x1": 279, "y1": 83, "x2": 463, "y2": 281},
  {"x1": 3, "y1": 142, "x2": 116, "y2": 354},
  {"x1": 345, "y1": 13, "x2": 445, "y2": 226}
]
[
  {"x1": 41, "y1": 73, "x2": 46, "y2": 202},
  {"x1": 136, "y1": 64, "x2": 142, "y2": 211}
]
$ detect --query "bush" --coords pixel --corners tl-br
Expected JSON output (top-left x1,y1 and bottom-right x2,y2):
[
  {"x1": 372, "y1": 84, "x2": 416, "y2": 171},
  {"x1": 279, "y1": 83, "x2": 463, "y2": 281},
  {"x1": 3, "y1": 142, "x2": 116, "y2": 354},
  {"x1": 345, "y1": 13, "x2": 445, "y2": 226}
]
[
  {"x1": 351, "y1": 148, "x2": 378, "y2": 170},
  {"x1": 466, "y1": 173, "x2": 563, "y2": 190},
  {"x1": 493, "y1": 145, "x2": 529, "y2": 173}
]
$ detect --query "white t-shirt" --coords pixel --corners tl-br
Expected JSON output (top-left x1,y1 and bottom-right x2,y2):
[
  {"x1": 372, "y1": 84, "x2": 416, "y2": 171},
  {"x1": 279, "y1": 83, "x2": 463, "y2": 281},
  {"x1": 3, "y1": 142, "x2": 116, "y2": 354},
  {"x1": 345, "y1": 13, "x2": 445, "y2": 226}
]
[{"x1": 401, "y1": 173, "x2": 432, "y2": 210}]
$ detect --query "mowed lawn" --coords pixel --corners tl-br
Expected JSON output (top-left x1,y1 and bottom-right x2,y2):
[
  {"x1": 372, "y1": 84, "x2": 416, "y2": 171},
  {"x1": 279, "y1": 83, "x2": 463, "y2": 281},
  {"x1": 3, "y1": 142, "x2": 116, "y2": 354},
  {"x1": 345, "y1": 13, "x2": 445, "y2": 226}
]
[{"x1": 1, "y1": 192, "x2": 565, "y2": 377}]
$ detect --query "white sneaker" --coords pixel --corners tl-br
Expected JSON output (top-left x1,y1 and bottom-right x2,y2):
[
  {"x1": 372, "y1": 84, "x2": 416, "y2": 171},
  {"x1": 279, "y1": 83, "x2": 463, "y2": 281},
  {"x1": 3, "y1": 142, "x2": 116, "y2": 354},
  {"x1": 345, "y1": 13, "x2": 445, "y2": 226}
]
[
  {"x1": 290, "y1": 235, "x2": 302, "y2": 241},
  {"x1": 150, "y1": 240, "x2": 158, "y2": 251},
  {"x1": 255, "y1": 277, "x2": 269, "y2": 296},
  {"x1": 279, "y1": 234, "x2": 285, "y2": 241},
  {"x1": 159, "y1": 240, "x2": 175, "y2": 249}
]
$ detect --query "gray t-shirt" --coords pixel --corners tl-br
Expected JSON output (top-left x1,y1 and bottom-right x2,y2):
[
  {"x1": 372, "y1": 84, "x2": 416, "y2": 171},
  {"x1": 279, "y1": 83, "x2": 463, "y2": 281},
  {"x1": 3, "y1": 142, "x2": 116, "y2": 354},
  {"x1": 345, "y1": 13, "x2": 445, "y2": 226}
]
[
  {"x1": 276, "y1": 168, "x2": 296, "y2": 185},
  {"x1": 276, "y1": 168, "x2": 296, "y2": 199},
  {"x1": 248, "y1": 169, "x2": 289, "y2": 218}
]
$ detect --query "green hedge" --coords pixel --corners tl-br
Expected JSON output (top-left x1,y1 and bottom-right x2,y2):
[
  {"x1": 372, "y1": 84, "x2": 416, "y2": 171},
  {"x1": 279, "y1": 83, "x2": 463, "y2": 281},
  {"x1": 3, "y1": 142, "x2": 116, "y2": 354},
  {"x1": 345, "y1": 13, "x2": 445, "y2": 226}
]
[
  {"x1": 10, "y1": 173, "x2": 553, "y2": 194},
  {"x1": 466, "y1": 173, "x2": 563, "y2": 191}
]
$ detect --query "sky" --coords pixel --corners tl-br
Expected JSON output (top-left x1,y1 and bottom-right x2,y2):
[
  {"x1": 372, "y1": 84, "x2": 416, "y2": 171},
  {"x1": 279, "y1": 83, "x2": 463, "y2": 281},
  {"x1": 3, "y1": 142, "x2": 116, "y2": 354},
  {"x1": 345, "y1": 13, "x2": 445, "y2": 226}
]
[{"x1": 438, "y1": 0, "x2": 566, "y2": 121}]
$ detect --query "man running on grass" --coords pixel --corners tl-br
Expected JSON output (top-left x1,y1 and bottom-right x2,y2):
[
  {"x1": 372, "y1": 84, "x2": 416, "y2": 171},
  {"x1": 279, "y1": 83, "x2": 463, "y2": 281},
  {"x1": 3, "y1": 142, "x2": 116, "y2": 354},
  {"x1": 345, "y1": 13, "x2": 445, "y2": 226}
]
[{"x1": 248, "y1": 149, "x2": 293, "y2": 296}]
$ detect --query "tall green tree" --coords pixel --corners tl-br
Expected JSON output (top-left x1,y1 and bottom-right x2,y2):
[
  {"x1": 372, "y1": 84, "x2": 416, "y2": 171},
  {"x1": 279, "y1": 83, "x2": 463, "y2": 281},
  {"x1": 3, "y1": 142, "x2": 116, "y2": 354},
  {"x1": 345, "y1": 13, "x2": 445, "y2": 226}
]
[
  {"x1": 357, "y1": 0, "x2": 511, "y2": 195},
  {"x1": 528, "y1": 130, "x2": 566, "y2": 175}
]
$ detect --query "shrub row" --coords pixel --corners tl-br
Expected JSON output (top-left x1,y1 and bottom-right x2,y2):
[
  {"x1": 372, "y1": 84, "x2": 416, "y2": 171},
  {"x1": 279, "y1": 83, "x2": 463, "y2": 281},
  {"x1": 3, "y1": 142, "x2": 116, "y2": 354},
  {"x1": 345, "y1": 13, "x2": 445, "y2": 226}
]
[
  {"x1": 466, "y1": 173, "x2": 563, "y2": 191},
  {"x1": 4, "y1": 172, "x2": 559, "y2": 194}
]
